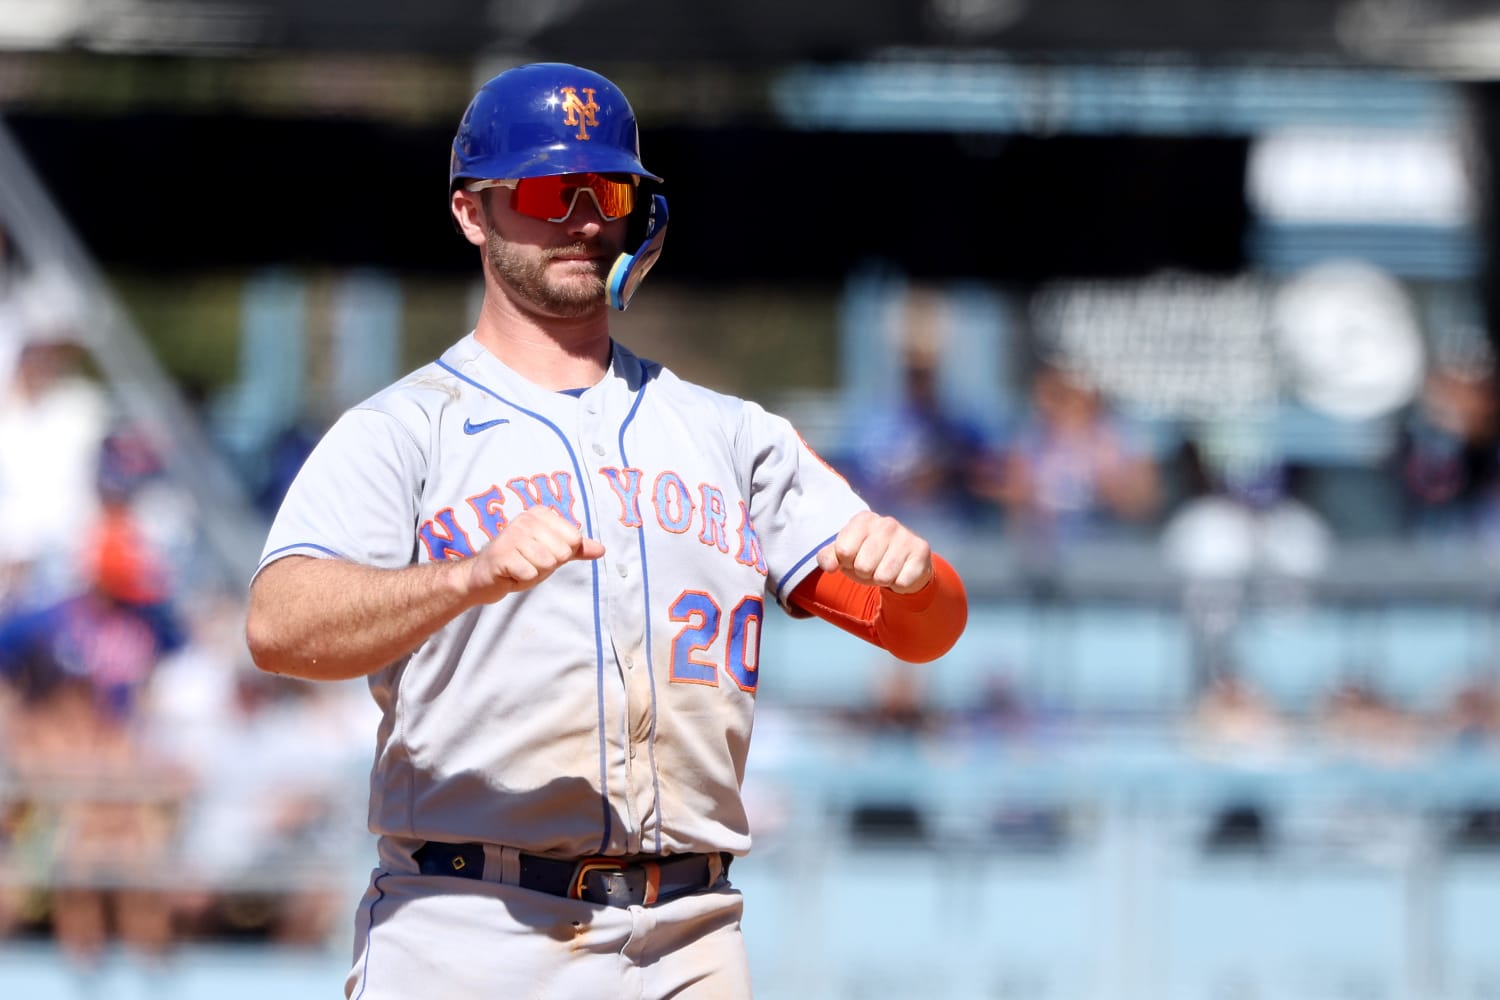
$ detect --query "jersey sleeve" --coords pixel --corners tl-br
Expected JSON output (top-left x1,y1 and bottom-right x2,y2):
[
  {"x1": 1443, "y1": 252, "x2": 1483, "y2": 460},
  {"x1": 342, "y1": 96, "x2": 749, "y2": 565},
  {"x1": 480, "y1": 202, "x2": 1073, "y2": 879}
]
[
  {"x1": 737, "y1": 401, "x2": 869, "y2": 612},
  {"x1": 255, "y1": 406, "x2": 427, "y2": 578}
]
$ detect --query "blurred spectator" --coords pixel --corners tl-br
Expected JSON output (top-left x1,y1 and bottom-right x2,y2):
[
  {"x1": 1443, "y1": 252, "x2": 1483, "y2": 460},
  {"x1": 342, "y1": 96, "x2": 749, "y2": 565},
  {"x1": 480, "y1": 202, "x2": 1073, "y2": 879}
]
[
  {"x1": 1436, "y1": 678, "x2": 1500, "y2": 750},
  {"x1": 147, "y1": 599, "x2": 373, "y2": 947},
  {"x1": 1398, "y1": 363, "x2": 1500, "y2": 543},
  {"x1": 11, "y1": 677, "x2": 188, "y2": 971},
  {"x1": 949, "y1": 672, "x2": 1037, "y2": 745},
  {"x1": 1160, "y1": 436, "x2": 1333, "y2": 582},
  {"x1": 1184, "y1": 671, "x2": 1292, "y2": 761},
  {"x1": 992, "y1": 363, "x2": 1161, "y2": 561},
  {"x1": 843, "y1": 350, "x2": 1001, "y2": 529},
  {"x1": 0, "y1": 325, "x2": 112, "y2": 603},
  {"x1": 254, "y1": 418, "x2": 320, "y2": 519},
  {"x1": 97, "y1": 421, "x2": 203, "y2": 599},
  {"x1": 1314, "y1": 678, "x2": 1428, "y2": 766},
  {"x1": 0, "y1": 504, "x2": 181, "y2": 718},
  {"x1": 1435, "y1": 682, "x2": 1500, "y2": 848},
  {"x1": 1184, "y1": 672, "x2": 1291, "y2": 854},
  {"x1": 97, "y1": 423, "x2": 167, "y2": 507},
  {"x1": 839, "y1": 657, "x2": 940, "y2": 738},
  {"x1": 0, "y1": 507, "x2": 189, "y2": 972}
]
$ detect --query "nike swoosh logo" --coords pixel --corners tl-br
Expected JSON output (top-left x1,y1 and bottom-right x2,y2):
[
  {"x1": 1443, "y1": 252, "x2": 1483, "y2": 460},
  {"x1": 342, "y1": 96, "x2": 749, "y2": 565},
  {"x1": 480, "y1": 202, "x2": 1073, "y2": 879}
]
[{"x1": 463, "y1": 417, "x2": 510, "y2": 435}]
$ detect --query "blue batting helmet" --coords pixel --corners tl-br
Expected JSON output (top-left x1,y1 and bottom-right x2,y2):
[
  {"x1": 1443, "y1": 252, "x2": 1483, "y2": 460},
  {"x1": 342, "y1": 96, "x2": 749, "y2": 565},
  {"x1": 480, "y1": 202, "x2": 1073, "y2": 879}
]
[{"x1": 449, "y1": 63, "x2": 661, "y2": 191}]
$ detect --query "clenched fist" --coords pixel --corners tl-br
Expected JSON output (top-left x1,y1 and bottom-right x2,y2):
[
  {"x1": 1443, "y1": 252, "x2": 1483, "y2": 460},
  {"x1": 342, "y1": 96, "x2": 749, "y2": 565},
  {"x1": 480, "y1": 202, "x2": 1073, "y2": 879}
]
[
  {"x1": 816, "y1": 510, "x2": 933, "y2": 595},
  {"x1": 463, "y1": 507, "x2": 606, "y2": 603}
]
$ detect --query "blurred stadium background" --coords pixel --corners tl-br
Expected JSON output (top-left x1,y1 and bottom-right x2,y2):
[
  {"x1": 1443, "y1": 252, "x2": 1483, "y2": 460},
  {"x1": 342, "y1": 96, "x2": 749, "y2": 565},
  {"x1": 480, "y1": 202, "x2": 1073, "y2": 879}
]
[{"x1": 6, "y1": 1, "x2": 1500, "y2": 998}]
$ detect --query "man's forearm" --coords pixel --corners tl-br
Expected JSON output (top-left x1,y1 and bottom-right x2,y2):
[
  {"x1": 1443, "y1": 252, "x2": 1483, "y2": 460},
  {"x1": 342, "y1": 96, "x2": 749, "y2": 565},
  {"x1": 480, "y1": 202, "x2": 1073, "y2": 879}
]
[{"x1": 246, "y1": 555, "x2": 473, "y2": 681}]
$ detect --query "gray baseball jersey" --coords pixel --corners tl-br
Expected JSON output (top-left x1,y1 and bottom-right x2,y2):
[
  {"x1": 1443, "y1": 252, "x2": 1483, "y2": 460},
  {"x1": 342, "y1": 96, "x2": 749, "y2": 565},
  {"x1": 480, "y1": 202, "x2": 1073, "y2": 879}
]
[{"x1": 257, "y1": 334, "x2": 867, "y2": 859}]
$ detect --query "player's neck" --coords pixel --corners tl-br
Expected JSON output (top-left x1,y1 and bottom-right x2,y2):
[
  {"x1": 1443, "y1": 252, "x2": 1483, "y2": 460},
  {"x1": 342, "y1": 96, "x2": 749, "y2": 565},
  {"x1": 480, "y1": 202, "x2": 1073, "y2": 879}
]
[{"x1": 474, "y1": 292, "x2": 612, "y2": 391}]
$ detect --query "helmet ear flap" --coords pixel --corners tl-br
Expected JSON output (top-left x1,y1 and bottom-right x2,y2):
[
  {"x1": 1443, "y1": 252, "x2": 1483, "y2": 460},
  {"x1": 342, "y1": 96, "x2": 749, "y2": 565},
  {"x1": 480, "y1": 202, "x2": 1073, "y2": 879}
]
[
  {"x1": 624, "y1": 178, "x2": 662, "y2": 247},
  {"x1": 608, "y1": 192, "x2": 668, "y2": 311}
]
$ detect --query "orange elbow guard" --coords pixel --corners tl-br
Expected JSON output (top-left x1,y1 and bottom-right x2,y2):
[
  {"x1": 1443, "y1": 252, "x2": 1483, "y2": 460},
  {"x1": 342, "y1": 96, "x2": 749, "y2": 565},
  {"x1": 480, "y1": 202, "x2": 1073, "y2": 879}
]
[{"x1": 789, "y1": 554, "x2": 968, "y2": 664}]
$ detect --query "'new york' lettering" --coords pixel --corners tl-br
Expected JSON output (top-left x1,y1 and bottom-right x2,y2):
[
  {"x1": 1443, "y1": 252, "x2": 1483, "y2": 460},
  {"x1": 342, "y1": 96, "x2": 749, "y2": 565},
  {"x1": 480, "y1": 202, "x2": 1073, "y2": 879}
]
[{"x1": 418, "y1": 466, "x2": 767, "y2": 574}]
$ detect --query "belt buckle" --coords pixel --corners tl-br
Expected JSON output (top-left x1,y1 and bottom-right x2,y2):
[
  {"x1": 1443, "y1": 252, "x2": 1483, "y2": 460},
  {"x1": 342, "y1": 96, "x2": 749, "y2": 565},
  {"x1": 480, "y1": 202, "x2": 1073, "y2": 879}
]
[{"x1": 570, "y1": 857, "x2": 662, "y2": 907}]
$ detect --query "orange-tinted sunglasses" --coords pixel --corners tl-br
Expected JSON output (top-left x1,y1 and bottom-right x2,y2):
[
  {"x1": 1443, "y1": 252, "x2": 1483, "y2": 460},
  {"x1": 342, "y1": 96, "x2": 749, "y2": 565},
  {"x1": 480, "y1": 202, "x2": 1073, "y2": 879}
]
[{"x1": 466, "y1": 173, "x2": 636, "y2": 222}]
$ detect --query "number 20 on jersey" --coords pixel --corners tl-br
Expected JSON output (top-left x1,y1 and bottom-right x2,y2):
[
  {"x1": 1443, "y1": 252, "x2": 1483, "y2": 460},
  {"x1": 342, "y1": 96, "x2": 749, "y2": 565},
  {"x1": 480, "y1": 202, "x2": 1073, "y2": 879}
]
[{"x1": 669, "y1": 591, "x2": 762, "y2": 692}]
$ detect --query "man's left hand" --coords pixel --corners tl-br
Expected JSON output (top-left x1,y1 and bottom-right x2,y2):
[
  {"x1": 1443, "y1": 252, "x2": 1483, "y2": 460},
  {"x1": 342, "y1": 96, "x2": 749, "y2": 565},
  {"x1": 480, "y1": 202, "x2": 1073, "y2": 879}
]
[{"x1": 816, "y1": 511, "x2": 933, "y2": 595}]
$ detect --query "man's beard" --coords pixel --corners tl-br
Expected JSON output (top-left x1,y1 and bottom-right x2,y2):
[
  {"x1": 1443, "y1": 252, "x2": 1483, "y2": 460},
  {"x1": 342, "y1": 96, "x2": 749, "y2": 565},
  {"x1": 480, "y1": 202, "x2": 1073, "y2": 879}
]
[{"x1": 485, "y1": 229, "x2": 613, "y2": 318}]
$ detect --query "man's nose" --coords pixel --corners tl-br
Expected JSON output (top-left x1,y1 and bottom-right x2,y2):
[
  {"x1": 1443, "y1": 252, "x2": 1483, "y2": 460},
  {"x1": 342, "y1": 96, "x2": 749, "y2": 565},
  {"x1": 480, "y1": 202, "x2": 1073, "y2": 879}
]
[{"x1": 563, "y1": 189, "x2": 607, "y2": 234}]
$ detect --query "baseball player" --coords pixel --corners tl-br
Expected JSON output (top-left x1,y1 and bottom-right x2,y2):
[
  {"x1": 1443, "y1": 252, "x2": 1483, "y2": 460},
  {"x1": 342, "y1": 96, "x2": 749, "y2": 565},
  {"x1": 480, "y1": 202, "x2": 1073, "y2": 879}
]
[{"x1": 245, "y1": 62, "x2": 968, "y2": 999}]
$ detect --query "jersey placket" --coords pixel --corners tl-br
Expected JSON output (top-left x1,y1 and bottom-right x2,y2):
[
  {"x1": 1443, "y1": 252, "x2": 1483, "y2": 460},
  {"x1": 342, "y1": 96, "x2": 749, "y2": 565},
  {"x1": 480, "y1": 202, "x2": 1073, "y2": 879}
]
[{"x1": 579, "y1": 383, "x2": 659, "y2": 856}]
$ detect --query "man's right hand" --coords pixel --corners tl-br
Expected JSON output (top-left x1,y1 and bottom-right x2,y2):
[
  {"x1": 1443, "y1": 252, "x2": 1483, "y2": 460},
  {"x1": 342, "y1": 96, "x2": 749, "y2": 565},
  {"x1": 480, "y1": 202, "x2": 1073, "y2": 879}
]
[
  {"x1": 463, "y1": 507, "x2": 606, "y2": 603},
  {"x1": 248, "y1": 509, "x2": 606, "y2": 681}
]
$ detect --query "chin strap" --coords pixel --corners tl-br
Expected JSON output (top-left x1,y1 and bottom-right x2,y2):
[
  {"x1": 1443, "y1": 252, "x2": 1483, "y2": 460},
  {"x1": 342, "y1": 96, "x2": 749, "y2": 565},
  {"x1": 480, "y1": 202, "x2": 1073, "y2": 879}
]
[{"x1": 607, "y1": 194, "x2": 669, "y2": 311}]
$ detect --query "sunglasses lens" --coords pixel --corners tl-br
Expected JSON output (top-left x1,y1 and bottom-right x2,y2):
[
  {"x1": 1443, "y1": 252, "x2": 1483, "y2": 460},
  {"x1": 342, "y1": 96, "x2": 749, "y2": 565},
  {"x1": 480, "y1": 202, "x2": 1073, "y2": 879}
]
[
  {"x1": 512, "y1": 174, "x2": 635, "y2": 222},
  {"x1": 587, "y1": 175, "x2": 635, "y2": 220}
]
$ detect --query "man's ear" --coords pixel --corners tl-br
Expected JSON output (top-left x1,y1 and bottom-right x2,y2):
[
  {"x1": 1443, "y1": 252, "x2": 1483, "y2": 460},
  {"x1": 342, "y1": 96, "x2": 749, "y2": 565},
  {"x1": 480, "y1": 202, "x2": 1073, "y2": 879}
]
[{"x1": 451, "y1": 189, "x2": 488, "y2": 247}]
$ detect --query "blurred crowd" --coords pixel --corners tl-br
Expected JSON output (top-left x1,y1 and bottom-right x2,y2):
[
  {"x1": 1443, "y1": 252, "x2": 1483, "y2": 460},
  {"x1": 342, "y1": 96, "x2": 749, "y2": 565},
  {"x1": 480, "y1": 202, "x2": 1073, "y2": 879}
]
[
  {"x1": 823, "y1": 322, "x2": 1500, "y2": 853},
  {"x1": 0, "y1": 225, "x2": 375, "y2": 975},
  {"x1": 840, "y1": 343, "x2": 1500, "y2": 574}
]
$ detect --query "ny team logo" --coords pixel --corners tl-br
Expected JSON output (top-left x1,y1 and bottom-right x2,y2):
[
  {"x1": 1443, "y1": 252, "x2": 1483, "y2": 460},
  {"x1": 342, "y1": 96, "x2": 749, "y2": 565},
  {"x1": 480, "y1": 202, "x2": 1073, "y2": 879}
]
[{"x1": 560, "y1": 87, "x2": 600, "y2": 140}]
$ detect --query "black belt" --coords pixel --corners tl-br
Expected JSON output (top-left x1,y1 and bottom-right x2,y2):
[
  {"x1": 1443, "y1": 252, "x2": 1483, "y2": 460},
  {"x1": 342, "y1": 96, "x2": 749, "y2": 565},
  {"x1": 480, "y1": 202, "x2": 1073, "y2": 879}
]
[{"x1": 413, "y1": 842, "x2": 730, "y2": 908}]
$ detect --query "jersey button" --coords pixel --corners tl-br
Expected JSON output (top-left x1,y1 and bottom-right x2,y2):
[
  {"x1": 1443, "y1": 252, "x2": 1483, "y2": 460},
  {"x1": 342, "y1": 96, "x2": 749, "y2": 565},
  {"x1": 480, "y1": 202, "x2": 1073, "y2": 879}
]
[
  {"x1": 592, "y1": 443, "x2": 606, "y2": 456},
  {"x1": 617, "y1": 564, "x2": 629, "y2": 578}
]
